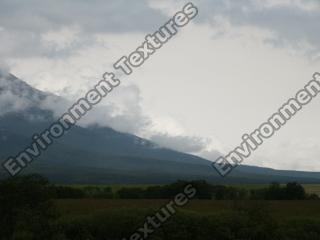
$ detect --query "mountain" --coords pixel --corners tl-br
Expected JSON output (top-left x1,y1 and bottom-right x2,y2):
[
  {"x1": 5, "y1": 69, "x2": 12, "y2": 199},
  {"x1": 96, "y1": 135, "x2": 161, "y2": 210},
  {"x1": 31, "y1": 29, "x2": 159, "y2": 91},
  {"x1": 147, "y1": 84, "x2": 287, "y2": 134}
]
[{"x1": 1, "y1": 71, "x2": 320, "y2": 183}]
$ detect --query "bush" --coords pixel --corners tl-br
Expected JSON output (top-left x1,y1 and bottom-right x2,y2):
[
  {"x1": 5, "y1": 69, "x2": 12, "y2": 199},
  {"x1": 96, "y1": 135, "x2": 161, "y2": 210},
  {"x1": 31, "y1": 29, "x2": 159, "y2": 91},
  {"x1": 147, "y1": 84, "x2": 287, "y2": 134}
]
[
  {"x1": 0, "y1": 174, "x2": 59, "y2": 239},
  {"x1": 251, "y1": 182, "x2": 308, "y2": 200}
]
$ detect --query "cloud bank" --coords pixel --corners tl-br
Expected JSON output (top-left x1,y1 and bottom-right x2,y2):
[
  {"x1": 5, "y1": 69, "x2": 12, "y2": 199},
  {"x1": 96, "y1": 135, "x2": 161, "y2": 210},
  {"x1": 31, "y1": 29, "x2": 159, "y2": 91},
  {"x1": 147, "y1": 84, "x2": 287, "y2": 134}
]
[{"x1": 0, "y1": 0, "x2": 319, "y2": 169}]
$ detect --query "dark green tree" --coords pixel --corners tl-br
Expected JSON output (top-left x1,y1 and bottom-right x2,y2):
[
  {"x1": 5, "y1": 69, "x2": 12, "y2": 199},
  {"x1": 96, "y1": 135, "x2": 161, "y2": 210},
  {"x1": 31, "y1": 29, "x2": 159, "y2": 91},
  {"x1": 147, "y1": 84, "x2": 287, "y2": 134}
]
[{"x1": 0, "y1": 174, "x2": 59, "y2": 239}]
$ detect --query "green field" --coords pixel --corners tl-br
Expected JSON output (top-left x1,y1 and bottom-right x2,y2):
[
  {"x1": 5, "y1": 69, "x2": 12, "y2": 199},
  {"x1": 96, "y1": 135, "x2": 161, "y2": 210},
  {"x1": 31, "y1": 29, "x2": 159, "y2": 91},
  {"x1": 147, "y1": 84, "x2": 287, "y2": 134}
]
[
  {"x1": 230, "y1": 184, "x2": 320, "y2": 196},
  {"x1": 302, "y1": 184, "x2": 320, "y2": 196}
]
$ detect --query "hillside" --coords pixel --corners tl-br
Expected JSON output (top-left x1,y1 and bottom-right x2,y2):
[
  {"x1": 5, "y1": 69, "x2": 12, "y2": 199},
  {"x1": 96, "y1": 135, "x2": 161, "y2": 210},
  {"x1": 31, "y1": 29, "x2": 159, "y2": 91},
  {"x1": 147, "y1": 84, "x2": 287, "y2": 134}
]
[{"x1": 0, "y1": 72, "x2": 320, "y2": 183}]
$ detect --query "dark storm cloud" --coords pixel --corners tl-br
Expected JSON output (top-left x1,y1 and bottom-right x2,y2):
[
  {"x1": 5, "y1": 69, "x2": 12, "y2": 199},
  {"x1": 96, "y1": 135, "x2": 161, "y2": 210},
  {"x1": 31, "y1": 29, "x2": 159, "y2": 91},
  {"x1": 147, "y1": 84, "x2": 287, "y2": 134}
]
[
  {"x1": 194, "y1": 0, "x2": 320, "y2": 51},
  {"x1": 0, "y1": 0, "x2": 167, "y2": 33},
  {"x1": 0, "y1": 0, "x2": 167, "y2": 58}
]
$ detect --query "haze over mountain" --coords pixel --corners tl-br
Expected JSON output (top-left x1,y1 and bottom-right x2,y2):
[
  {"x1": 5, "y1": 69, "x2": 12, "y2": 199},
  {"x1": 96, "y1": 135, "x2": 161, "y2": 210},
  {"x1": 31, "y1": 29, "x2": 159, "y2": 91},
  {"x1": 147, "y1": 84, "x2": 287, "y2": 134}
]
[{"x1": 1, "y1": 71, "x2": 320, "y2": 183}]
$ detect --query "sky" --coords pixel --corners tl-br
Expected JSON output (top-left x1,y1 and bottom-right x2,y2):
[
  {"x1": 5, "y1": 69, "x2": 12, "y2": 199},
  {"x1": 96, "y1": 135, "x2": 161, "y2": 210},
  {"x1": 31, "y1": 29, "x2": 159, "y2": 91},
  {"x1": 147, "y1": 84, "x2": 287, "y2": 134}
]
[{"x1": 0, "y1": 0, "x2": 320, "y2": 171}]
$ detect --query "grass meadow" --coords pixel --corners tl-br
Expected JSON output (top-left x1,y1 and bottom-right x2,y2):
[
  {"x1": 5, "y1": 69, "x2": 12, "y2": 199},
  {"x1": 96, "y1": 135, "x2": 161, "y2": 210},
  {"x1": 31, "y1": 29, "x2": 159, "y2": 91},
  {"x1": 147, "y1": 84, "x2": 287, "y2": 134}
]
[
  {"x1": 55, "y1": 199, "x2": 320, "y2": 220},
  {"x1": 57, "y1": 183, "x2": 320, "y2": 221}
]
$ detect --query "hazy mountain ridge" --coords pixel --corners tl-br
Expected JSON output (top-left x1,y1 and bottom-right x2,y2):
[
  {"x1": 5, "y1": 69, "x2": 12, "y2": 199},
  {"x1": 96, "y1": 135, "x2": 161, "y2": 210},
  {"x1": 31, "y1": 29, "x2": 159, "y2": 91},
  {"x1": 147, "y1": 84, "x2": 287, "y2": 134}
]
[{"x1": 0, "y1": 72, "x2": 320, "y2": 183}]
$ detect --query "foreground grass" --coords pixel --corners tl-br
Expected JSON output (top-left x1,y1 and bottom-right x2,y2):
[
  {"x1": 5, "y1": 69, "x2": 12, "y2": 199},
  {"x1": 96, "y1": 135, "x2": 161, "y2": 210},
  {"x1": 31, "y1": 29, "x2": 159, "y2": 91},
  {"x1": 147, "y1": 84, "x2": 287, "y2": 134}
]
[{"x1": 54, "y1": 199, "x2": 320, "y2": 239}]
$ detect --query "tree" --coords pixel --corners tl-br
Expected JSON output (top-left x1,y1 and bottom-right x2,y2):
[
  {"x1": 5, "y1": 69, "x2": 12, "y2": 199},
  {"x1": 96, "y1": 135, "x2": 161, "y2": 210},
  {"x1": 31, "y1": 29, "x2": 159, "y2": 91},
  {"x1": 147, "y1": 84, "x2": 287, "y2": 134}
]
[
  {"x1": 0, "y1": 174, "x2": 58, "y2": 239},
  {"x1": 266, "y1": 182, "x2": 283, "y2": 200},
  {"x1": 284, "y1": 182, "x2": 306, "y2": 200}
]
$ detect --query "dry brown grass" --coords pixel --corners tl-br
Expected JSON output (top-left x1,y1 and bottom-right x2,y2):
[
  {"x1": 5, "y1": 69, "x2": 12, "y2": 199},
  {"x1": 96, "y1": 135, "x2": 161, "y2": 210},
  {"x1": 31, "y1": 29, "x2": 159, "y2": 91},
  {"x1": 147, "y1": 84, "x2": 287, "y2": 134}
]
[{"x1": 55, "y1": 199, "x2": 320, "y2": 220}]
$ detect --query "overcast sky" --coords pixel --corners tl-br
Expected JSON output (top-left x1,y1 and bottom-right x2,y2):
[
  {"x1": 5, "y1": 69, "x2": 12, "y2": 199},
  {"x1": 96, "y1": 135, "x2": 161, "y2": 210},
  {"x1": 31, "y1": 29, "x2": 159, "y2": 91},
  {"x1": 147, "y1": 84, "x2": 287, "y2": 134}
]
[{"x1": 0, "y1": 0, "x2": 320, "y2": 171}]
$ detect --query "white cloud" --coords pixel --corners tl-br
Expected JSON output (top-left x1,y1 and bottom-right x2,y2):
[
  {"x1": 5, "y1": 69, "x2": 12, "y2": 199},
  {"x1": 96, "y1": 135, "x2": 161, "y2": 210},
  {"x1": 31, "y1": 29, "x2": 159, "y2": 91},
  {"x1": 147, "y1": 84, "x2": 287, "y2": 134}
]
[{"x1": 246, "y1": 138, "x2": 320, "y2": 171}]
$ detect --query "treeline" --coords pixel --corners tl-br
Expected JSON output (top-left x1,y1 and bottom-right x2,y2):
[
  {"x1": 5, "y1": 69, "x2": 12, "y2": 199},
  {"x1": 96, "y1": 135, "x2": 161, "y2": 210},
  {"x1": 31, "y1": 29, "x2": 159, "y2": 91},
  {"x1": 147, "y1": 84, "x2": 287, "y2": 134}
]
[
  {"x1": 52, "y1": 181, "x2": 319, "y2": 200},
  {"x1": 251, "y1": 182, "x2": 319, "y2": 200},
  {"x1": 53, "y1": 185, "x2": 112, "y2": 198},
  {"x1": 51, "y1": 180, "x2": 214, "y2": 199}
]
